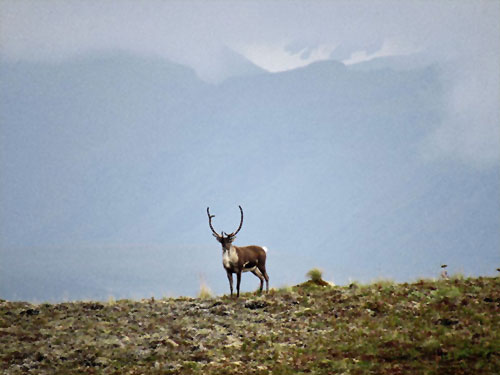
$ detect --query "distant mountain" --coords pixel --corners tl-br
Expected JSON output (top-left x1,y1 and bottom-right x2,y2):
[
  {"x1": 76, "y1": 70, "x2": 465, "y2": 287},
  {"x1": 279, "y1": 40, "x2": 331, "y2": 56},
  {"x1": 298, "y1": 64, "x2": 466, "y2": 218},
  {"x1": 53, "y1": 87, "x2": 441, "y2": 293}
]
[
  {"x1": 0, "y1": 52, "x2": 210, "y2": 246},
  {"x1": 193, "y1": 46, "x2": 268, "y2": 82},
  {"x1": 347, "y1": 53, "x2": 436, "y2": 72},
  {"x1": 1, "y1": 52, "x2": 498, "y2": 301}
]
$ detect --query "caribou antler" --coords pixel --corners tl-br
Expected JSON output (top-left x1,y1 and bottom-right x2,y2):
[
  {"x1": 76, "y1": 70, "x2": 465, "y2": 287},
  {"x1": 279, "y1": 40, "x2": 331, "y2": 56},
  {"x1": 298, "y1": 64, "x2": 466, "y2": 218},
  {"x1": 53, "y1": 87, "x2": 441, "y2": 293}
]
[
  {"x1": 207, "y1": 207, "x2": 221, "y2": 238},
  {"x1": 227, "y1": 205, "x2": 244, "y2": 237}
]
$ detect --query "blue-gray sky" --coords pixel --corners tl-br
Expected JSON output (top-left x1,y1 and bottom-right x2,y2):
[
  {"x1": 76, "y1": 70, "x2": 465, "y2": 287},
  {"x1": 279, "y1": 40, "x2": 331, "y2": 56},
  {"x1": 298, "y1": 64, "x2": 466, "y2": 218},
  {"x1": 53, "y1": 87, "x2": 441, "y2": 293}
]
[{"x1": 1, "y1": 1, "x2": 499, "y2": 301}]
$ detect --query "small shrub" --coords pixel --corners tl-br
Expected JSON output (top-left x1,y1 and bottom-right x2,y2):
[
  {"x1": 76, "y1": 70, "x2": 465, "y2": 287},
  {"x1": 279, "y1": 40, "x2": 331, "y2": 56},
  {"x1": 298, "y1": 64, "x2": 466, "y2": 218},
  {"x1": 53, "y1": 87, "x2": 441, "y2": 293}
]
[
  {"x1": 306, "y1": 268, "x2": 323, "y2": 283},
  {"x1": 303, "y1": 268, "x2": 330, "y2": 288}
]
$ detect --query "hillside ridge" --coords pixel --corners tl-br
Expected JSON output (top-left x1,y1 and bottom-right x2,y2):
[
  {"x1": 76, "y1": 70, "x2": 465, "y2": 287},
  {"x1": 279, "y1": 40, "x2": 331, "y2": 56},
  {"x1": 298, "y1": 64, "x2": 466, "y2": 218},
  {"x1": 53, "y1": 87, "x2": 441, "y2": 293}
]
[{"x1": 1, "y1": 276, "x2": 499, "y2": 374}]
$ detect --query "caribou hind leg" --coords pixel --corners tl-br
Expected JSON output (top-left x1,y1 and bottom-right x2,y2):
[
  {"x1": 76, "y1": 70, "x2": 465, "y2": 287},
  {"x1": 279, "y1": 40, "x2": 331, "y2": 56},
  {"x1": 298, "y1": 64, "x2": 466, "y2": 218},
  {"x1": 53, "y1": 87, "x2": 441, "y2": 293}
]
[
  {"x1": 258, "y1": 265, "x2": 269, "y2": 293},
  {"x1": 252, "y1": 268, "x2": 265, "y2": 293}
]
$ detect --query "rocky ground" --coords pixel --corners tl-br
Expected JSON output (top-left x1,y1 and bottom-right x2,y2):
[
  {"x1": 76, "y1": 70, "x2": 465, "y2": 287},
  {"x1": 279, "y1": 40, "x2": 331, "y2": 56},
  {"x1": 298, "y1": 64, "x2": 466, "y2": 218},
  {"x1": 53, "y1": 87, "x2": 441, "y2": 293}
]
[{"x1": 1, "y1": 276, "x2": 499, "y2": 374}]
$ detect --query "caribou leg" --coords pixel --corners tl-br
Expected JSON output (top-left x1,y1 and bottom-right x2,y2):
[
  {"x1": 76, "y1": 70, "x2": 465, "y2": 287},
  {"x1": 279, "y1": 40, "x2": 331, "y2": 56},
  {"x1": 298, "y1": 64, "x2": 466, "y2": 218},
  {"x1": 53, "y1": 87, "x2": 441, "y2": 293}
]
[
  {"x1": 252, "y1": 268, "x2": 265, "y2": 293},
  {"x1": 236, "y1": 271, "x2": 242, "y2": 298},
  {"x1": 226, "y1": 271, "x2": 234, "y2": 296},
  {"x1": 258, "y1": 265, "x2": 270, "y2": 293}
]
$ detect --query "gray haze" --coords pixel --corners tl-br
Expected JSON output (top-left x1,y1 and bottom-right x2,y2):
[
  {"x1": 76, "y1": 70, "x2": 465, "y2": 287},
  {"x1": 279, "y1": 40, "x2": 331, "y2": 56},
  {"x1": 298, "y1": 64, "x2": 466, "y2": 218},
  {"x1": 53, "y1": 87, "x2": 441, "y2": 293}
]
[{"x1": 0, "y1": 1, "x2": 499, "y2": 301}]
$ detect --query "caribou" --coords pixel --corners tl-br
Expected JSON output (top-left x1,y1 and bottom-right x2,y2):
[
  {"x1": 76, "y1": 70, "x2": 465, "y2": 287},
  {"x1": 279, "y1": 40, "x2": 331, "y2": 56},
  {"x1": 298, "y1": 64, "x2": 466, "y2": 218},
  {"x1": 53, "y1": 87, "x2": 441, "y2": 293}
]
[{"x1": 207, "y1": 205, "x2": 269, "y2": 298}]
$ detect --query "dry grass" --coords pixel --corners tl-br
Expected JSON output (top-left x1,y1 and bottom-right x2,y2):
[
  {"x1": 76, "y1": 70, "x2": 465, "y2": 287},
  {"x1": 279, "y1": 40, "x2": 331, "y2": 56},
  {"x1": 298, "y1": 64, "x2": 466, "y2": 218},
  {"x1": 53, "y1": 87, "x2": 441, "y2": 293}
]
[{"x1": 197, "y1": 281, "x2": 213, "y2": 299}]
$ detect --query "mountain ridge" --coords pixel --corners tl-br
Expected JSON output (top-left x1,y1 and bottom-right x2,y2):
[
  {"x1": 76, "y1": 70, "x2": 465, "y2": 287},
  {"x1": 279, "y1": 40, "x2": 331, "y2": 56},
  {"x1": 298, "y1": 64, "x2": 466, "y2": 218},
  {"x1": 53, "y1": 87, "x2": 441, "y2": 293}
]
[{"x1": 1, "y1": 51, "x2": 498, "y2": 301}]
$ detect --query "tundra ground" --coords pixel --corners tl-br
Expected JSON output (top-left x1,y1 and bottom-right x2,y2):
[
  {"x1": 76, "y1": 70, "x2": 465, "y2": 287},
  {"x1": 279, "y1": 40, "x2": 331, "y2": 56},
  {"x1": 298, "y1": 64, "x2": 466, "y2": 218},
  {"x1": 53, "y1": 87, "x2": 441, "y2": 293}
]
[{"x1": 1, "y1": 276, "x2": 499, "y2": 374}]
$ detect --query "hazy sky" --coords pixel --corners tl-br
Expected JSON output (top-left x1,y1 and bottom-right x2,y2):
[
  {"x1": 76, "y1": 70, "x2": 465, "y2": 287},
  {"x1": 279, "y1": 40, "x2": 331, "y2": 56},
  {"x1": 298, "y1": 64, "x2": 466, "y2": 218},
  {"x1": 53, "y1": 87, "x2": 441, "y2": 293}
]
[
  {"x1": 1, "y1": 1, "x2": 498, "y2": 71},
  {"x1": 1, "y1": 0, "x2": 499, "y2": 167},
  {"x1": 1, "y1": 1, "x2": 499, "y2": 300}
]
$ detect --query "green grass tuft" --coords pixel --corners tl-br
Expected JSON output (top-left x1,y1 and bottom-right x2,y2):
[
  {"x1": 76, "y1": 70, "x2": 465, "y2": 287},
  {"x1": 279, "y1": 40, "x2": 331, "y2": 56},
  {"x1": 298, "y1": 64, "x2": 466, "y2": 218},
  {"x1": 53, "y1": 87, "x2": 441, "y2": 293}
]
[{"x1": 306, "y1": 268, "x2": 323, "y2": 283}]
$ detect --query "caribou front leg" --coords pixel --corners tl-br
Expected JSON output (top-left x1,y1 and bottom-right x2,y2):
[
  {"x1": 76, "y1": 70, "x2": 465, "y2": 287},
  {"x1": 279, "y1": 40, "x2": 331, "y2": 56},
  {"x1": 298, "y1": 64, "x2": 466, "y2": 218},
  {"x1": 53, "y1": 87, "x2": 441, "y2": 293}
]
[
  {"x1": 226, "y1": 270, "x2": 234, "y2": 297},
  {"x1": 236, "y1": 271, "x2": 242, "y2": 298}
]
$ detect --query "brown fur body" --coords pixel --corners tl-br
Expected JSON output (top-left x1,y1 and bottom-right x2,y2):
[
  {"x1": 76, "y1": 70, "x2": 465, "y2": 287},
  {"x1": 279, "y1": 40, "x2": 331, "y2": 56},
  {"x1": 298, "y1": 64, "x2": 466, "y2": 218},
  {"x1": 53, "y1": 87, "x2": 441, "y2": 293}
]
[{"x1": 220, "y1": 239, "x2": 269, "y2": 297}]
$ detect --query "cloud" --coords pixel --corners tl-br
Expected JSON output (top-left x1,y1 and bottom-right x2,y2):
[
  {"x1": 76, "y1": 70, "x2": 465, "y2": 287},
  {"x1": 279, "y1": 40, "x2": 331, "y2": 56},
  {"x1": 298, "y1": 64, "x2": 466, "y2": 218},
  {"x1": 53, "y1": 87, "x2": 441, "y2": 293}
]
[
  {"x1": 1, "y1": 0, "x2": 498, "y2": 168},
  {"x1": 421, "y1": 55, "x2": 500, "y2": 168},
  {"x1": 343, "y1": 37, "x2": 421, "y2": 65},
  {"x1": 233, "y1": 43, "x2": 336, "y2": 72}
]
